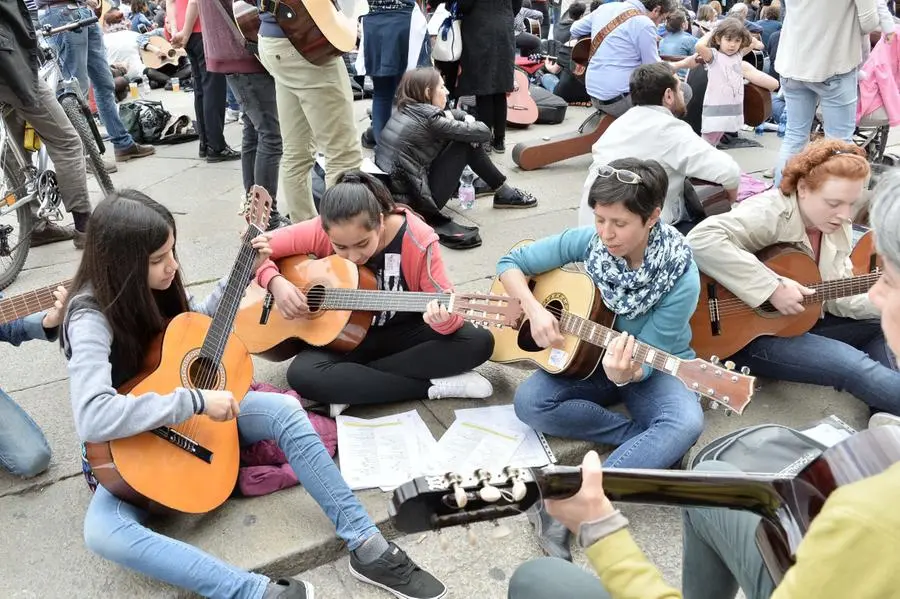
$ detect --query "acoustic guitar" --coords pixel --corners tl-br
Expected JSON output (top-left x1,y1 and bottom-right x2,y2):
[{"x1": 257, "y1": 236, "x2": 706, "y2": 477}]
[
  {"x1": 388, "y1": 425, "x2": 900, "y2": 584},
  {"x1": 233, "y1": 254, "x2": 521, "y2": 362},
  {"x1": 691, "y1": 244, "x2": 882, "y2": 360},
  {"x1": 506, "y1": 69, "x2": 539, "y2": 128},
  {"x1": 524, "y1": 17, "x2": 541, "y2": 37},
  {"x1": 84, "y1": 187, "x2": 272, "y2": 514},
  {"x1": 140, "y1": 36, "x2": 186, "y2": 69},
  {"x1": 232, "y1": 0, "x2": 356, "y2": 66},
  {"x1": 488, "y1": 256, "x2": 755, "y2": 414},
  {"x1": 0, "y1": 280, "x2": 70, "y2": 325}
]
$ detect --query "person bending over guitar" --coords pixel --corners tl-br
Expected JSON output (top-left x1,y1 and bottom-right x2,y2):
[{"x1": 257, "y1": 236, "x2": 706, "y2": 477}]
[
  {"x1": 257, "y1": 171, "x2": 496, "y2": 416},
  {"x1": 687, "y1": 139, "x2": 900, "y2": 417},
  {"x1": 0, "y1": 285, "x2": 67, "y2": 479},
  {"x1": 498, "y1": 157, "x2": 703, "y2": 561},
  {"x1": 506, "y1": 169, "x2": 900, "y2": 599},
  {"x1": 61, "y1": 190, "x2": 447, "y2": 599}
]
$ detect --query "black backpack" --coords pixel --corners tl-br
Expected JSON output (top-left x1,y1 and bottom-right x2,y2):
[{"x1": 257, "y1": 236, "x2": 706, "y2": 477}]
[{"x1": 118, "y1": 100, "x2": 171, "y2": 144}]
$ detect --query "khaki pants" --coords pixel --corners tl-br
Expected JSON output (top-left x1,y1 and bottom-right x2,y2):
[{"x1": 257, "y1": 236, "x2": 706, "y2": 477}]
[{"x1": 257, "y1": 37, "x2": 362, "y2": 222}]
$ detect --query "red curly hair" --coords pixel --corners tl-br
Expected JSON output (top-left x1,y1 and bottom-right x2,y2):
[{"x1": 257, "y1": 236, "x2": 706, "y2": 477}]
[{"x1": 779, "y1": 139, "x2": 870, "y2": 196}]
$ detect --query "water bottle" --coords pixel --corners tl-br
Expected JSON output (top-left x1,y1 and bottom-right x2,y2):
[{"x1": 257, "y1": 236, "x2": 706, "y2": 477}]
[
  {"x1": 777, "y1": 110, "x2": 788, "y2": 138},
  {"x1": 140, "y1": 77, "x2": 151, "y2": 97},
  {"x1": 458, "y1": 166, "x2": 475, "y2": 210}
]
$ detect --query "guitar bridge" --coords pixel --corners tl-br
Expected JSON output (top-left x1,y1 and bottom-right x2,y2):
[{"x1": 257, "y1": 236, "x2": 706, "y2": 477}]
[
  {"x1": 706, "y1": 281, "x2": 721, "y2": 336},
  {"x1": 151, "y1": 427, "x2": 213, "y2": 463}
]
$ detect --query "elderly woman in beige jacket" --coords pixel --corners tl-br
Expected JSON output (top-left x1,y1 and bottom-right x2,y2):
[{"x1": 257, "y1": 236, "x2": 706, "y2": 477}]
[{"x1": 687, "y1": 139, "x2": 900, "y2": 416}]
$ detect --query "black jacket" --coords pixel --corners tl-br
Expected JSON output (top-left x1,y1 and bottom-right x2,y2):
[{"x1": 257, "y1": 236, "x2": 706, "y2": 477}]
[
  {"x1": 0, "y1": 0, "x2": 41, "y2": 106},
  {"x1": 456, "y1": 0, "x2": 521, "y2": 96},
  {"x1": 375, "y1": 102, "x2": 490, "y2": 217}
]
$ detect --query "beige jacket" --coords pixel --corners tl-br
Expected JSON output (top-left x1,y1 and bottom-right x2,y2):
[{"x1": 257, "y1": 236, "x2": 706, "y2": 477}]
[{"x1": 686, "y1": 190, "x2": 878, "y2": 320}]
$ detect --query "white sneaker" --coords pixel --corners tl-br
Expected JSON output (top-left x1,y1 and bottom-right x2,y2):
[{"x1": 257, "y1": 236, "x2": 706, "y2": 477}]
[
  {"x1": 329, "y1": 403, "x2": 349, "y2": 418},
  {"x1": 869, "y1": 412, "x2": 900, "y2": 429},
  {"x1": 427, "y1": 371, "x2": 493, "y2": 400},
  {"x1": 225, "y1": 108, "x2": 241, "y2": 124}
]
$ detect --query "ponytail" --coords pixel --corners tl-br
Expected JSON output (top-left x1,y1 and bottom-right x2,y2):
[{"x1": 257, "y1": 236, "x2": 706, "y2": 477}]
[{"x1": 319, "y1": 170, "x2": 396, "y2": 231}]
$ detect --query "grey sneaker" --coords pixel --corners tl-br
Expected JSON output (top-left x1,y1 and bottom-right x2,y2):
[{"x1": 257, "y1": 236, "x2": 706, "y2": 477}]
[
  {"x1": 262, "y1": 578, "x2": 314, "y2": 598},
  {"x1": 349, "y1": 542, "x2": 447, "y2": 599},
  {"x1": 526, "y1": 502, "x2": 572, "y2": 562}
]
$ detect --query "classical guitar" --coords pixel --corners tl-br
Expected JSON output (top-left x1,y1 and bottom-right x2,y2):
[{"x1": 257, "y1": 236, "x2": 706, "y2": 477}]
[
  {"x1": 691, "y1": 244, "x2": 882, "y2": 360},
  {"x1": 233, "y1": 255, "x2": 521, "y2": 362},
  {"x1": 140, "y1": 36, "x2": 186, "y2": 69},
  {"x1": 0, "y1": 280, "x2": 71, "y2": 326},
  {"x1": 388, "y1": 426, "x2": 900, "y2": 584},
  {"x1": 84, "y1": 187, "x2": 272, "y2": 514},
  {"x1": 488, "y1": 256, "x2": 755, "y2": 414},
  {"x1": 232, "y1": 0, "x2": 356, "y2": 66},
  {"x1": 506, "y1": 69, "x2": 539, "y2": 128}
]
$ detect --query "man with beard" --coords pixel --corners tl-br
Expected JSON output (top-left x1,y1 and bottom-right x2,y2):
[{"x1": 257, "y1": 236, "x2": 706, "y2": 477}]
[{"x1": 577, "y1": 63, "x2": 740, "y2": 232}]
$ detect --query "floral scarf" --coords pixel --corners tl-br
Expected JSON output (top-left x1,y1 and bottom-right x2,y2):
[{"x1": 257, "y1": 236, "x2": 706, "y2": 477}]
[{"x1": 584, "y1": 223, "x2": 693, "y2": 320}]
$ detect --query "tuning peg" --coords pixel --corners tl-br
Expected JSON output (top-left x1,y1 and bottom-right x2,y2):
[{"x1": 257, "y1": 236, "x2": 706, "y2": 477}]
[
  {"x1": 724, "y1": 360, "x2": 735, "y2": 370},
  {"x1": 490, "y1": 520, "x2": 513, "y2": 539},
  {"x1": 453, "y1": 483, "x2": 468, "y2": 509},
  {"x1": 740, "y1": 366, "x2": 751, "y2": 375},
  {"x1": 478, "y1": 484, "x2": 502, "y2": 503},
  {"x1": 465, "y1": 525, "x2": 477, "y2": 546},
  {"x1": 709, "y1": 400, "x2": 719, "y2": 410},
  {"x1": 710, "y1": 355, "x2": 721, "y2": 365},
  {"x1": 510, "y1": 477, "x2": 527, "y2": 502}
]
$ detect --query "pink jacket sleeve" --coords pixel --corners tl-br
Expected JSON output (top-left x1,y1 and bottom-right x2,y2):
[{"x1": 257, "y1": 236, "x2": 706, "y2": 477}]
[
  {"x1": 256, "y1": 218, "x2": 332, "y2": 290},
  {"x1": 418, "y1": 242, "x2": 464, "y2": 335}
]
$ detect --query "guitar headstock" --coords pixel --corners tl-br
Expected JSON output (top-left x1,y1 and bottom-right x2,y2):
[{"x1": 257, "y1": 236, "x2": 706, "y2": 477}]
[
  {"x1": 677, "y1": 356, "x2": 755, "y2": 415},
  {"x1": 241, "y1": 185, "x2": 273, "y2": 234},
  {"x1": 389, "y1": 467, "x2": 545, "y2": 534},
  {"x1": 452, "y1": 293, "x2": 523, "y2": 330}
]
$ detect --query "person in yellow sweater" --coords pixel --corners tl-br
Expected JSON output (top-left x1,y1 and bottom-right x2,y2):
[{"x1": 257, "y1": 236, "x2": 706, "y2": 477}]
[{"x1": 507, "y1": 169, "x2": 900, "y2": 599}]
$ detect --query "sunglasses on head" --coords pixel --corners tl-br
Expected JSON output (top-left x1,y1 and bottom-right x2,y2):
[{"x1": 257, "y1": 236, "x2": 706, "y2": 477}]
[{"x1": 597, "y1": 165, "x2": 642, "y2": 185}]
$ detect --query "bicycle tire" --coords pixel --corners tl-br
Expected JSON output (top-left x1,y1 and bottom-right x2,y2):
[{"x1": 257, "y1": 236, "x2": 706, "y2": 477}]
[
  {"x1": 60, "y1": 95, "x2": 115, "y2": 196},
  {"x1": 0, "y1": 157, "x2": 35, "y2": 291}
]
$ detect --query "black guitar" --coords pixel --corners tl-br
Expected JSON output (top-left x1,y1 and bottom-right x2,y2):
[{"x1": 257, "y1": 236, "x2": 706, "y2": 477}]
[{"x1": 389, "y1": 426, "x2": 900, "y2": 584}]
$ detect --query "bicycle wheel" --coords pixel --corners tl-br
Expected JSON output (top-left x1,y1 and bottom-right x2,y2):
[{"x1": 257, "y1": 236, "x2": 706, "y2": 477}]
[
  {"x1": 0, "y1": 148, "x2": 35, "y2": 291},
  {"x1": 60, "y1": 95, "x2": 115, "y2": 196}
]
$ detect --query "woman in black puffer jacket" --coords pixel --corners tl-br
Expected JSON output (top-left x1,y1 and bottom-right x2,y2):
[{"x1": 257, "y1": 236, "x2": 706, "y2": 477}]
[{"x1": 376, "y1": 67, "x2": 537, "y2": 249}]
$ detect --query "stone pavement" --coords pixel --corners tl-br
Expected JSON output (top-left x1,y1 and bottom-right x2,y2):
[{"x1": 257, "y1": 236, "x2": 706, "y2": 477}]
[{"x1": 0, "y1": 88, "x2": 893, "y2": 598}]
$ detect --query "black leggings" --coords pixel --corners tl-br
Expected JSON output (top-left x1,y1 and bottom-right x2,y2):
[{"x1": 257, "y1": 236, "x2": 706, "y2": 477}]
[
  {"x1": 475, "y1": 93, "x2": 508, "y2": 144},
  {"x1": 286, "y1": 316, "x2": 495, "y2": 405},
  {"x1": 428, "y1": 140, "x2": 506, "y2": 207},
  {"x1": 434, "y1": 59, "x2": 460, "y2": 104}
]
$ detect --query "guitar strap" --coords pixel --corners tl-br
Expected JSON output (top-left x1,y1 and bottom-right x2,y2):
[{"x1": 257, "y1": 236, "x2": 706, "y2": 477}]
[{"x1": 588, "y1": 8, "x2": 642, "y2": 62}]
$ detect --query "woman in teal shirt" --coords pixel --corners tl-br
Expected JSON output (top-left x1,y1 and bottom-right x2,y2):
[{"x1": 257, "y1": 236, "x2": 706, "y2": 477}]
[{"x1": 497, "y1": 157, "x2": 703, "y2": 560}]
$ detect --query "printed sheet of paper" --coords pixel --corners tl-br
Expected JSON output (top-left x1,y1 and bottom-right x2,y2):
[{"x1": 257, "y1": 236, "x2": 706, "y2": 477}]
[
  {"x1": 433, "y1": 418, "x2": 525, "y2": 474},
  {"x1": 337, "y1": 410, "x2": 435, "y2": 491},
  {"x1": 455, "y1": 404, "x2": 555, "y2": 467}
]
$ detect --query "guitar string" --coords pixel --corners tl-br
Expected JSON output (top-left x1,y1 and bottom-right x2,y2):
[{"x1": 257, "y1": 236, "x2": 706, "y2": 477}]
[{"x1": 0, "y1": 281, "x2": 71, "y2": 322}]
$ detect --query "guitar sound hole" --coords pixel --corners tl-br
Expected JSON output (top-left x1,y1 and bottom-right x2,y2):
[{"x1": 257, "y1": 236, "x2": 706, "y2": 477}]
[
  {"x1": 306, "y1": 284, "x2": 326, "y2": 313},
  {"x1": 517, "y1": 299, "x2": 565, "y2": 353},
  {"x1": 188, "y1": 357, "x2": 220, "y2": 389}
]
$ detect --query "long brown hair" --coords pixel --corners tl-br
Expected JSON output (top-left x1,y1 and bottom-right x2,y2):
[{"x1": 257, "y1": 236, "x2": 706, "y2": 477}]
[
  {"x1": 63, "y1": 190, "x2": 189, "y2": 380},
  {"x1": 395, "y1": 67, "x2": 444, "y2": 110}
]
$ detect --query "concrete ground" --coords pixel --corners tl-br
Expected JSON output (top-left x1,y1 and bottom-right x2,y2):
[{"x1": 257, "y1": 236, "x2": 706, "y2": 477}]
[{"x1": 0, "y1": 87, "x2": 894, "y2": 598}]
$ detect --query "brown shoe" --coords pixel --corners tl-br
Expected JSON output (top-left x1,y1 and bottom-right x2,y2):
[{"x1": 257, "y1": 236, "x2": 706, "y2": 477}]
[
  {"x1": 115, "y1": 143, "x2": 156, "y2": 162},
  {"x1": 31, "y1": 221, "x2": 75, "y2": 247}
]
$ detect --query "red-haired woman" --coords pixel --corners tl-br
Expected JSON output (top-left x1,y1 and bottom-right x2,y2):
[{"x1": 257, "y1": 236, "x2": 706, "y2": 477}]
[{"x1": 686, "y1": 138, "x2": 900, "y2": 416}]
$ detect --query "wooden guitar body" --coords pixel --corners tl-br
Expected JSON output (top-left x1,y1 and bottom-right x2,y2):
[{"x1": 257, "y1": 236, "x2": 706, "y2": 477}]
[
  {"x1": 85, "y1": 312, "x2": 253, "y2": 514},
  {"x1": 233, "y1": 0, "x2": 261, "y2": 44},
  {"x1": 489, "y1": 265, "x2": 605, "y2": 379},
  {"x1": 140, "y1": 36, "x2": 186, "y2": 69},
  {"x1": 850, "y1": 229, "x2": 883, "y2": 275},
  {"x1": 234, "y1": 255, "x2": 375, "y2": 361},
  {"x1": 691, "y1": 245, "x2": 823, "y2": 360},
  {"x1": 260, "y1": 0, "x2": 356, "y2": 66},
  {"x1": 512, "y1": 110, "x2": 615, "y2": 170},
  {"x1": 507, "y1": 69, "x2": 539, "y2": 128},
  {"x1": 744, "y1": 82, "x2": 772, "y2": 128}
]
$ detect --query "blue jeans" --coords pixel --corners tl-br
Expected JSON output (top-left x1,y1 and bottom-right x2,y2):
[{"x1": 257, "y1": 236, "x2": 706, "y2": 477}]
[
  {"x1": 83, "y1": 391, "x2": 378, "y2": 599},
  {"x1": 39, "y1": 5, "x2": 136, "y2": 150},
  {"x1": 729, "y1": 314, "x2": 900, "y2": 415},
  {"x1": 540, "y1": 73, "x2": 560, "y2": 94},
  {"x1": 0, "y1": 388, "x2": 51, "y2": 477},
  {"x1": 774, "y1": 70, "x2": 858, "y2": 184},
  {"x1": 507, "y1": 462, "x2": 775, "y2": 599},
  {"x1": 370, "y1": 74, "x2": 404, "y2": 145},
  {"x1": 513, "y1": 368, "x2": 704, "y2": 469},
  {"x1": 226, "y1": 83, "x2": 241, "y2": 111}
]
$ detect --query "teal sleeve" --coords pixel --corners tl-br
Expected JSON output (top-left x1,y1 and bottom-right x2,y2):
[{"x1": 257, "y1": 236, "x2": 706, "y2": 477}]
[{"x1": 496, "y1": 227, "x2": 596, "y2": 277}]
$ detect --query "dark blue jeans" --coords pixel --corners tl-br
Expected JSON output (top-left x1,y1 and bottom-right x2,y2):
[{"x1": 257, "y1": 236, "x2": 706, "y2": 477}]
[
  {"x1": 729, "y1": 314, "x2": 900, "y2": 415},
  {"x1": 370, "y1": 74, "x2": 403, "y2": 145},
  {"x1": 227, "y1": 73, "x2": 282, "y2": 201}
]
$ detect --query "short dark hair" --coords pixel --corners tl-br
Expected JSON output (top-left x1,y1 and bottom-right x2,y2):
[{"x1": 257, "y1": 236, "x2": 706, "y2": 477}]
[
  {"x1": 568, "y1": 1, "x2": 586, "y2": 20},
  {"x1": 641, "y1": 0, "x2": 679, "y2": 14},
  {"x1": 395, "y1": 66, "x2": 444, "y2": 110},
  {"x1": 590, "y1": 0, "x2": 603, "y2": 12},
  {"x1": 665, "y1": 9, "x2": 686, "y2": 33},
  {"x1": 587, "y1": 158, "x2": 669, "y2": 223},
  {"x1": 629, "y1": 62, "x2": 679, "y2": 107},
  {"x1": 761, "y1": 4, "x2": 780, "y2": 19}
]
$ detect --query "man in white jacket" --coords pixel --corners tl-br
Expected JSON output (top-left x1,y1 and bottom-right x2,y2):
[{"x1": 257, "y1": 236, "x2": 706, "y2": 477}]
[
  {"x1": 773, "y1": 0, "x2": 880, "y2": 184},
  {"x1": 578, "y1": 63, "x2": 740, "y2": 229}
]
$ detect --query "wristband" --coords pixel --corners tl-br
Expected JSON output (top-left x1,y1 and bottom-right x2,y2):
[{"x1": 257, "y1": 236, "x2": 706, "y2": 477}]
[{"x1": 577, "y1": 510, "x2": 630, "y2": 548}]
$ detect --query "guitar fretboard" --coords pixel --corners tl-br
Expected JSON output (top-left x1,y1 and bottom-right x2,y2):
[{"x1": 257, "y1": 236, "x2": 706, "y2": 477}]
[
  {"x1": 556, "y1": 310, "x2": 681, "y2": 375},
  {"x1": 0, "y1": 280, "x2": 71, "y2": 325},
  {"x1": 804, "y1": 271, "x2": 881, "y2": 303},
  {"x1": 315, "y1": 289, "x2": 451, "y2": 313}
]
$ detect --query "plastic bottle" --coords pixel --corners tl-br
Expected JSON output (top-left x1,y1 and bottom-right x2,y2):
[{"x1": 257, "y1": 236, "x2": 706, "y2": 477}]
[
  {"x1": 171, "y1": 77, "x2": 180, "y2": 93},
  {"x1": 458, "y1": 166, "x2": 475, "y2": 210},
  {"x1": 140, "y1": 77, "x2": 151, "y2": 97},
  {"x1": 777, "y1": 110, "x2": 788, "y2": 138}
]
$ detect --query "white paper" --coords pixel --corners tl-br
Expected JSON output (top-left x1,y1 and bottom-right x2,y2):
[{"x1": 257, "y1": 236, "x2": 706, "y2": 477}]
[
  {"x1": 800, "y1": 423, "x2": 853, "y2": 448},
  {"x1": 337, "y1": 410, "x2": 435, "y2": 491},
  {"x1": 455, "y1": 404, "x2": 554, "y2": 468},
  {"x1": 433, "y1": 418, "x2": 525, "y2": 475}
]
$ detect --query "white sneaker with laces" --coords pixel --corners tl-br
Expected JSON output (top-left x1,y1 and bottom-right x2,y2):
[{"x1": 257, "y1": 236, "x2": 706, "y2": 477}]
[
  {"x1": 427, "y1": 371, "x2": 493, "y2": 400},
  {"x1": 329, "y1": 403, "x2": 350, "y2": 418},
  {"x1": 869, "y1": 412, "x2": 900, "y2": 429},
  {"x1": 225, "y1": 108, "x2": 241, "y2": 124}
]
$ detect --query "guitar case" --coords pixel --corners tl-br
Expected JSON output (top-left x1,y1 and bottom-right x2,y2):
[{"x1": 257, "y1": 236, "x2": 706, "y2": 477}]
[{"x1": 530, "y1": 85, "x2": 568, "y2": 125}]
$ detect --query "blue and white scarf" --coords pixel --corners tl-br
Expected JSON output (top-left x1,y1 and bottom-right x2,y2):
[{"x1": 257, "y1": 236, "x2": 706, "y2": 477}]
[{"x1": 584, "y1": 223, "x2": 693, "y2": 320}]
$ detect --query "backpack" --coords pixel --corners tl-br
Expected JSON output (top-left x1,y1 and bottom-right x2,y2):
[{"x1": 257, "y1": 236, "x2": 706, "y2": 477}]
[{"x1": 118, "y1": 100, "x2": 171, "y2": 144}]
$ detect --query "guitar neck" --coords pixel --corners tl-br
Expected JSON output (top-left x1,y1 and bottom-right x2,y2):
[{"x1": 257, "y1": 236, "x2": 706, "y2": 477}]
[
  {"x1": 316, "y1": 289, "x2": 451, "y2": 313},
  {"x1": 0, "y1": 280, "x2": 71, "y2": 325},
  {"x1": 557, "y1": 311, "x2": 681, "y2": 376},
  {"x1": 803, "y1": 271, "x2": 881, "y2": 304}
]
